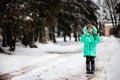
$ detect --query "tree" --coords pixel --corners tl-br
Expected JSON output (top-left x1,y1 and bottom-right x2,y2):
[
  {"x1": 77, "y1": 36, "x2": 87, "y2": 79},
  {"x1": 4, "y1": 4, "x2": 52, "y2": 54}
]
[
  {"x1": 57, "y1": 0, "x2": 99, "y2": 42},
  {"x1": 0, "y1": 0, "x2": 100, "y2": 51},
  {"x1": 114, "y1": 2, "x2": 120, "y2": 37}
]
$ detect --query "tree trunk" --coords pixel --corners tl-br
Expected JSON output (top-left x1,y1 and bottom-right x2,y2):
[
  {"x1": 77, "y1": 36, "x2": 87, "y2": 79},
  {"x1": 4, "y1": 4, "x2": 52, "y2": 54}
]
[
  {"x1": 52, "y1": 26, "x2": 57, "y2": 43},
  {"x1": 2, "y1": 33, "x2": 7, "y2": 47},
  {"x1": 39, "y1": 28, "x2": 42, "y2": 43},
  {"x1": 9, "y1": 35, "x2": 16, "y2": 51},
  {"x1": 74, "y1": 32, "x2": 77, "y2": 41},
  {"x1": 68, "y1": 33, "x2": 71, "y2": 40},
  {"x1": 45, "y1": 27, "x2": 50, "y2": 42},
  {"x1": 110, "y1": 0, "x2": 117, "y2": 27},
  {"x1": 49, "y1": 26, "x2": 57, "y2": 43},
  {"x1": 29, "y1": 29, "x2": 37, "y2": 48},
  {"x1": 39, "y1": 27, "x2": 49, "y2": 43},
  {"x1": 6, "y1": 31, "x2": 11, "y2": 46},
  {"x1": 63, "y1": 32, "x2": 67, "y2": 42},
  {"x1": 105, "y1": 0, "x2": 115, "y2": 27},
  {"x1": 53, "y1": 33, "x2": 56, "y2": 43}
]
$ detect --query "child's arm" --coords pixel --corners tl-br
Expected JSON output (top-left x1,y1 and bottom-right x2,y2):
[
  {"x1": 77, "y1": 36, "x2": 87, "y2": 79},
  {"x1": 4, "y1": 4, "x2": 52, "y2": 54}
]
[
  {"x1": 80, "y1": 34, "x2": 91, "y2": 43},
  {"x1": 94, "y1": 34, "x2": 101, "y2": 44},
  {"x1": 80, "y1": 34, "x2": 86, "y2": 43}
]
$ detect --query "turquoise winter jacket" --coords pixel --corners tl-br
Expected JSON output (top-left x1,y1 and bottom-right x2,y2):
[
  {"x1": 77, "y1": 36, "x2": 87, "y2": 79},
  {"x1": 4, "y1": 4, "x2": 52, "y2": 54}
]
[{"x1": 80, "y1": 26, "x2": 101, "y2": 57}]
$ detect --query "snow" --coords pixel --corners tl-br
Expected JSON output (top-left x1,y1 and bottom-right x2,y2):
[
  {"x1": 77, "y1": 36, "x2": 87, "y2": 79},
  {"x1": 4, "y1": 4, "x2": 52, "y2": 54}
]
[
  {"x1": 0, "y1": 36, "x2": 120, "y2": 80},
  {"x1": 11, "y1": 53, "x2": 84, "y2": 80},
  {"x1": 24, "y1": 16, "x2": 33, "y2": 21},
  {"x1": 106, "y1": 38, "x2": 120, "y2": 80},
  {"x1": 0, "y1": 54, "x2": 60, "y2": 74}
]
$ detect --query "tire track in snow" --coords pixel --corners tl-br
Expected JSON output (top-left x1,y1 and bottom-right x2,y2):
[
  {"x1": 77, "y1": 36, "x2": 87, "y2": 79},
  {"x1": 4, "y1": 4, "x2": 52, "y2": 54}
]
[{"x1": 2, "y1": 50, "x2": 83, "y2": 80}]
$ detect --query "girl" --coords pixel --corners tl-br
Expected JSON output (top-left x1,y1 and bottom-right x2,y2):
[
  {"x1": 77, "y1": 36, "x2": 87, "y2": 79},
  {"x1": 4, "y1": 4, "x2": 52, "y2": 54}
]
[{"x1": 80, "y1": 24, "x2": 100, "y2": 74}]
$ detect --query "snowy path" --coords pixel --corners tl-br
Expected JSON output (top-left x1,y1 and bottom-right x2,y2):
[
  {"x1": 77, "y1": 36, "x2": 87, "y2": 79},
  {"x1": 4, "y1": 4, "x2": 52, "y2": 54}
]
[
  {"x1": 56, "y1": 37, "x2": 120, "y2": 80},
  {"x1": 0, "y1": 36, "x2": 120, "y2": 80}
]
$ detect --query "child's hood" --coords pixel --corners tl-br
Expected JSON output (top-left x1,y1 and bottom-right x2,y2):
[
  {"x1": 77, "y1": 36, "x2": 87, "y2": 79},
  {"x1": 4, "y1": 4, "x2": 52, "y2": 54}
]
[{"x1": 83, "y1": 25, "x2": 97, "y2": 35}]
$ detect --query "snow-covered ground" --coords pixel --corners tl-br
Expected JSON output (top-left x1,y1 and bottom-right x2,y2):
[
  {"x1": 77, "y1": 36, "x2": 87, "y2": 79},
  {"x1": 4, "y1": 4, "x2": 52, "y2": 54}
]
[{"x1": 0, "y1": 36, "x2": 120, "y2": 80}]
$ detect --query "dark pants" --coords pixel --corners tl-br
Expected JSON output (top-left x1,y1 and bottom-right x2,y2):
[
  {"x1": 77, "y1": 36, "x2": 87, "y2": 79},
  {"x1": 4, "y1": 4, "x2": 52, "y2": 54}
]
[{"x1": 86, "y1": 56, "x2": 95, "y2": 73}]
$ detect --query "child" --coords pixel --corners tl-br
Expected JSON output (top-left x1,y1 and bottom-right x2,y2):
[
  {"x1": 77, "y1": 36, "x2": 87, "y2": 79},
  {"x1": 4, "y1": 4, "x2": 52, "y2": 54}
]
[{"x1": 80, "y1": 24, "x2": 100, "y2": 74}]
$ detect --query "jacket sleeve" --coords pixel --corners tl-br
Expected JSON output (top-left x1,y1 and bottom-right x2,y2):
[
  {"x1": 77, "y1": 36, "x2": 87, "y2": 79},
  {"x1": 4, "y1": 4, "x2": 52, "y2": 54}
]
[
  {"x1": 80, "y1": 34, "x2": 86, "y2": 43},
  {"x1": 94, "y1": 34, "x2": 101, "y2": 44},
  {"x1": 80, "y1": 34, "x2": 90, "y2": 43},
  {"x1": 92, "y1": 26, "x2": 97, "y2": 33}
]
